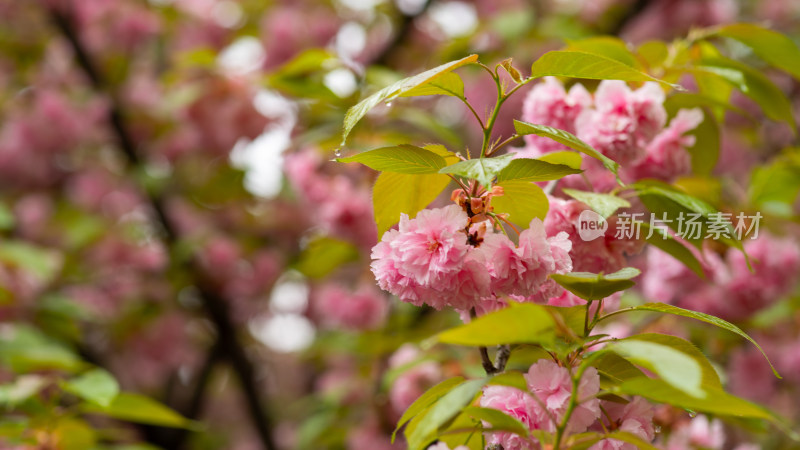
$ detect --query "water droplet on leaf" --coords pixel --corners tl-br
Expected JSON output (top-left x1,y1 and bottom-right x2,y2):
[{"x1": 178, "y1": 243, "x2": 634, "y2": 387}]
[
  {"x1": 654, "y1": 425, "x2": 662, "y2": 434},
  {"x1": 334, "y1": 147, "x2": 342, "y2": 158},
  {"x1": 385, "y1": 101, "x2": 393, "y2": 107},
  {"x1": 688, "y1": 411, "x2": 697, "y2": 418}
]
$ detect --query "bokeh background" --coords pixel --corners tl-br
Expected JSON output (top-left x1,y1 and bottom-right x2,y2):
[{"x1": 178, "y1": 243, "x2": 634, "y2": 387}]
[{"x1": 1, "y1": 0, "x2": 800, "y2": 449}]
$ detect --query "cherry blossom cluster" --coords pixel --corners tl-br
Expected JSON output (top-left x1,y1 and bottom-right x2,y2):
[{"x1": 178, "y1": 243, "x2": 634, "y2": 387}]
[
  {"x1": 478, "y1": 359, "x2": 655, "y2": 450},
  {"x1": 519, "y1": 77, "x2": 703, "y2": 190},
  {"x1": 370, "y1": 204, "x2": 572, "y2": 312},
  {"x1": 642, "y1": 232, "x2": 800, "y2": 320}
]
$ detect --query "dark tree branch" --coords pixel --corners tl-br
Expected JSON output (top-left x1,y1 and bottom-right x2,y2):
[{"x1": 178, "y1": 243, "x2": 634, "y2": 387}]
[
  {"x1": 372, "y1": 0, "x2": 434, "y2": 66},
  {"x1": 49, "y1": 6, "x2": 276, "y2": 449}
]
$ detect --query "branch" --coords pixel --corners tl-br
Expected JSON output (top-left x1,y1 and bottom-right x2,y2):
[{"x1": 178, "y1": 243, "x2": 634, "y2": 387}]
[
  {"x1": 372, "y1": 0, "x2": 434, "y2": 66},
  {"x1": 48, "y1": 7, "x2": 276, "y2": 449}
]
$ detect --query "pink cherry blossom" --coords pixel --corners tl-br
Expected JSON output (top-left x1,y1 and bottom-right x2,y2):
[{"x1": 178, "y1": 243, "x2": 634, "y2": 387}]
[
  {"x1": 371, "y1": 205, "x2": 491, "y2": 310},
  {"x1": 723, "y1": 233, "x2": 800, "y2": 320},
  {"x1": 525, "y1": 359, "x2": 601, "y2": 433},
  {"x1": 544, "y1": 197, "x2": 644, "y2": 273},
  {"x1": 589, "y1": 397, "x2": 655, "y2": 450},
  {"x1": 576, "y1": 81, "x2": 667, "y2": 165},
  {"x1": 387, "y1": 345, "x2": 442, "y2": 417},
  {"x1": 480, "y1": 218, "x2": 573, "y2": 299},
  {"x1": 312, "y1": 283, "x2": 388, "y2": 331},
  {"x1": 624, "y1": 108, "x2": 703, "y2": 182},
  {"x1": 479, "y1": 385, "x2": 542, "y2": 450},
  {"x1": 666, "y1": 415, "x2": 726, "y2": 450},
  {"x1": 519, "y1": 77, "x2": 592, "y2": 156}
]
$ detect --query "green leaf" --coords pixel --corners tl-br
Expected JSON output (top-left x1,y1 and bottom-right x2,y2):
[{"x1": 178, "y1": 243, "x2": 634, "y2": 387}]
[
  {"x1": 0, "y1": 325, "x2": 84, "y2": 373},
  {"x1": 293, "y1": 237, "x2": 359, "y2": 279},
  {"x1": 603, "y1": 302, "x2": 779, "y2": 378},
  {"x1": 537, "y1": 151, "x2": 583, "y2": 170},
  {"x1": 497, "y1": 158, "x2": 582, "y2": 182},
  {"x1": 491, "y1": 181, "x2": 549, "y2": 229},
  {"x1": 593, "y1": 353, "x2": 646, "y2": 390},
  {"x1": 439, "y1": 154, "x2": 515, "y2": 188},
  {"x1": 83, "y1": 392, "x2": 193, "y2": 428},
  {"x1": 634, "y1": 181, "x2": 741, "y2": 252},
  {"x1": 614, "y1": 377, "x2": 776, "y2": 421},
  {"x1": 530, "y1": 51, "x2": 672, "y2": 87},
  {"x1": 637, "y1": 41, "x2": 669, "y2": 69},
  {"x1": 565, "y1": 37, "x2": 637, "y2": 67},
  {"x1": 341, "y1": 54, "x2": 478, "y2": 146},
  {"x1": 438, "y1": 303, "x2": 555, "y2": 347},
  {"x1": 399, "y1": 72, "x2": 466, "y2": 98},
  {"x1": 0, "y1": 202, "x2": 14, "y2": 231},
  {"x1": 561, "y1": 188, "x2": 630, "y2": 218},
  {"x1": 638, "y1": 222, "x2": 705, "y2": 277},
  {"x1": 64, "y1": 369, "x2": 120, "y2": 408},
  {"x1": 717, "y1": 23, "x2": 800, "y2": 81},
  {"x1": 629, "y1": 333, "x2": 722, "y2": 389},
  {"x1": 748, "y1": 154, "x2": 800, "y2": 216},
  {"x1": 695, "y1": 58, "x2": 796, "y2": 132},
  {"x1": 372, "y1": 171, "x2": 452, "y2": 237},
  {"x1": 0, "y1": 375, "x2": 47, "y2": 407},
  {"x1": 463, "y1": 406, "x2": 529, "y2": 437},
  {"x1": 409, "y1": 378, "x2": 486, "y2": 449},
  {"x1": 606, "y1": 339, "x2": 704, "y2": 398},
  {"x1": 513, "y1": 121, "x2": 620, "y2": 180},
  {"x1": 0, "y1": 241, "x2": 62, "y2": 282},
  {"x1": 393, "y1": 377, "x2": 464, "y2": 442},
  {"x1": 53, "y1": 418, "x2": 97, "y2": 450},
  {"x1": 550, "y1": 268, "x2": 640, "y2": 301},
  {"x1": 336, "y1": 144, "x2": 447, "y2": 174}
]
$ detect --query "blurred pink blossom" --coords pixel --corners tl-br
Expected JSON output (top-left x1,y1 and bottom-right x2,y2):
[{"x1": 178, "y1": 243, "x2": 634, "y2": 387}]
[
  {"x1": 589, "y1": 397, "x2": 655, "y2": 450},
  {"x1": 313, "y1": 283, "x2": 388, "y2": 331}
]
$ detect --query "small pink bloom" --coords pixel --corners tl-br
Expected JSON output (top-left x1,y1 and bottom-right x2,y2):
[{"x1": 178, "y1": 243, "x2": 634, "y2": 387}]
[
  {"x1": 666, "y1": 415, "x2": 726, "y2": 450},
  {"x1": 519, "y1": 77, "x2": 592, "y2": 156},
  {"x1": 624, "y1": 108, "x2": 703, "y2": 182},
  {"x1": 313, "y1": 283, "x2": 388, "y2": 331},
  {"x1": 589, "y1": 397, "x2": 655, "y2": 450},
  {"x1": 576, "y1": 81, "x2": 666, "y2": 165},
  {"x1": 480, "y1": 385, "x2": 541, "y2": 450},
  {"x1": 388, "y1": 345, "x2": 442, "y2": 417},
  {"x1": 525, "y1": 359, "x2": 601, "y2": 433}
]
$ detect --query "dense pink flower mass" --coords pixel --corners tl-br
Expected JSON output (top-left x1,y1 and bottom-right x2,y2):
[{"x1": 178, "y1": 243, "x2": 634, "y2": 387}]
[
  {"x1": 479, "y1": 359, "x2": 601, "y2": 448},
  {"x1": 623, "y1": 108, "x2": 703, "y2": 182},
  {"x1": 371, "y1": 205, "x2": 489, "y2": 310},
  {"x1": 520, "y1": 77, "x2": 592, "y2": 155},
  {"x1": 371, "y1": 206, "x2": 573, "y2": 311},
  {"x1": 575, "y1": 81, "x2": 667, "y2": 165},
  {"x1": 544, "y1": 197, "x2": 643, "y2": 273},
  {"x1": 480, "y1": 219, "x2": 573, "y2": 300},
  {"x1": 642, "y1": 233, "x2": 800, "y2": 320},
  {"x1": 517, "y1": 78, "x2": 702, "y2": 191}
]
